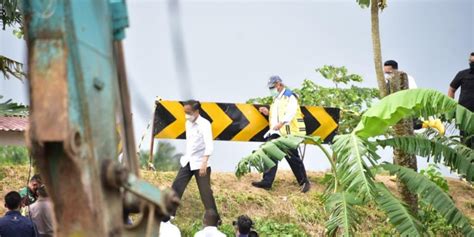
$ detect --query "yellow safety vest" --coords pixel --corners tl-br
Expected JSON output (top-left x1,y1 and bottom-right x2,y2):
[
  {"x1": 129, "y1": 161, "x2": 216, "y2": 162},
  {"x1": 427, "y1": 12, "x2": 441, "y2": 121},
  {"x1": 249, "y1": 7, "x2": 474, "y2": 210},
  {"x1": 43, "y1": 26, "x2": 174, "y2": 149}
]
[{"x1": 269, "y1": 89, "x2": 306, "y2": 136}]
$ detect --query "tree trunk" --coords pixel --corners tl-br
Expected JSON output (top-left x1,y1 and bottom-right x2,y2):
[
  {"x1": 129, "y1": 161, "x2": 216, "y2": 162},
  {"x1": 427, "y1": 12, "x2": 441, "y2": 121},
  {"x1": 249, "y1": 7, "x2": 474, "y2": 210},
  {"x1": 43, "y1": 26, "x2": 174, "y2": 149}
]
[
  {"x1": 389, "y1": 71, "x2": 418, "y2": 212},
  {"x1": 370, "y1": 0, "x2": 387, "y2": 98}
]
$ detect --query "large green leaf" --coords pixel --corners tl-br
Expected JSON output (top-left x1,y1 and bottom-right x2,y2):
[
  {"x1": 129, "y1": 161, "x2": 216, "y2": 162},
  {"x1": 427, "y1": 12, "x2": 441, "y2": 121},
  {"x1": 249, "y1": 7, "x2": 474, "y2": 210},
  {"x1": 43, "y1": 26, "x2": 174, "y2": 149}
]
[
  {"x1": 378, "y1": 135, "x2": 474, "y2": 182},
  {"x1": 382, "y1": 163, "x2": 474, "y2": 236},
  {"x1": 234, "y1": 135, "x2": 321, "y2": 178},
  {"x1": 446, "y1": 105, "x2": 474, "y2": 134},
  {"x1": 325, "y1": 191, "x2": 361, "y2": 236},
  {"x1": 331, "y1": 133, "x2": 378, "y2": 200},
  {"x1": 374, "y1": 183, "x2": 424, "y2": 236},
  {"x1": 354, "y1": 89, "x2": 458, "y2": 138}
]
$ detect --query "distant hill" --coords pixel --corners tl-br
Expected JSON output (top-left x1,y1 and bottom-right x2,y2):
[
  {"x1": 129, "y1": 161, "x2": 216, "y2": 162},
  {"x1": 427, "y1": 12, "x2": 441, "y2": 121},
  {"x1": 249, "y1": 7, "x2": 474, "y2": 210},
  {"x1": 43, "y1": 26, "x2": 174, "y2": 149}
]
[{"x1": 0, "y1": 166, "x2": 472, "y2": 236}]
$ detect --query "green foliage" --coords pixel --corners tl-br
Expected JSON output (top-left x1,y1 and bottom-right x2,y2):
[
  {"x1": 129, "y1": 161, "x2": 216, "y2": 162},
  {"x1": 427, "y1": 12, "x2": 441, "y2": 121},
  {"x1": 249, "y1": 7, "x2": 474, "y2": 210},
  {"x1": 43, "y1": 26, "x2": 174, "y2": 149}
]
[
  {"x1": 139, "y1": 142, "x2": 181, "y2": 171},
  {"x1": 417, "y1": 164, "x2": 462, "y2": 236},
  {"x1": 420, "y1": 164, "x2": 449, "y2": 193},
  {"x1": 374, "y1": 183, "x2": 423, "y2": 236},
  {"x1": 446, "y1": 105, "x2": 474, "y2": 135},
  {"x1": 355, "y1": 89, "x2": 458, "y2": 138},
  {"x1": 0, "y1": 0, "x2": 22, "y2": 30},
  {"x1": 382, "y1": 163, "x2": 474, "y2": 236},
  {"x1": 357, "y1": 0, "x2": 387, "y2": 9},
  {"x1": 0, "y1": 96, "x2": 28, "y2": 116},
  {"x1": 0, "y1": 56, "x2": 25, "y2": 80},
  {"x1": 247, "y1": 65, "x2": 379, "y2": 134},
  {"x1": 235, "y1": 135, "x2": 305, "y2": 178},
  {"x1": 315, "y1": 65, "x2": 363, "y2": 85},
  {"x1": 0, "y1": 146, "x2": 29, "y2": 165},
  {"x1": 1, "y1": 0, "x2": 25, "y2": 80},
  {"x1": 241, "y1": 88, "x2": 474, "y2": 236},
  {"x1": 332, "y1": 133, "x2": 379, "y2": 200},
  {"x1": 254, "y1": 218, "x2": 308, "y2": 237},
  {"x1": 377, "y1": 135, "x2": 474, "y2": 182},
  {"x1": 325, "y1": 191, "x2": 361, "y2": 236}
]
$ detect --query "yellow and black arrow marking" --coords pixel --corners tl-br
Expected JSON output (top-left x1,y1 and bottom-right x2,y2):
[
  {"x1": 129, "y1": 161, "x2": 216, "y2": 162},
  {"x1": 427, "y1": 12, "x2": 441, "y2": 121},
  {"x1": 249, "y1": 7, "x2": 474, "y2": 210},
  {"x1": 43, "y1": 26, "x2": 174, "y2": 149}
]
[{"x1": 153, "y1": 100, "x2": 340, "y2": 143}]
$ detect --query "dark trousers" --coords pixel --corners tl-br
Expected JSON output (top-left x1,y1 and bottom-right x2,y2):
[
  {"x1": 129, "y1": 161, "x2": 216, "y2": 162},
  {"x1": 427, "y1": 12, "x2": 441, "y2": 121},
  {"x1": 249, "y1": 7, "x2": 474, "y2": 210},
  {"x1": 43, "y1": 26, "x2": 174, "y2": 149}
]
[
  {"x1": 171, "y1": 164, "x2": 218, "y2": 216},
  {"x1": 261, "y1": 134, "x2": 309, "y2": 187}
]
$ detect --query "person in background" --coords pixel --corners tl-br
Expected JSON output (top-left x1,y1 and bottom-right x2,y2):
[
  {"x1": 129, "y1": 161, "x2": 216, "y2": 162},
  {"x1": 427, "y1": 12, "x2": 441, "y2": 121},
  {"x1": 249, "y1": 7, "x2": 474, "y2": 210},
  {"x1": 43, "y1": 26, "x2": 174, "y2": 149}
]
[
  {"x1": 252, "y1": 76, "x2": 311, "y2": 193},
  {"x1": 384, "y1": 60, "x2": 445, "y2": 135},
  {"x1": 159, "y1": 216, "x2": 181, "y2": 237},
  {"x1": 0, "y1": 191, "x2": 37, "y2": 237},
  {"x1": 171, "y1": 100, "x2": 220, "y2": 220},
  {"x1": 19, "y1": 174, "x2": 42, "y2": 206},
  {"x1": 194, "y1": 209, "x2": 225, "y2": 237},
  {"x1": 234, "y1": 215, "x2": 258, "y2": 237},
  {"x1": 29, "y1": 185, "x2": 54, "y2": 237},
  {"x1": 448, "y1": 52, "x2": 474, "y2": 148},
  {"x1": 383, "y1": 60, "x2": 417, "y2": 90}
]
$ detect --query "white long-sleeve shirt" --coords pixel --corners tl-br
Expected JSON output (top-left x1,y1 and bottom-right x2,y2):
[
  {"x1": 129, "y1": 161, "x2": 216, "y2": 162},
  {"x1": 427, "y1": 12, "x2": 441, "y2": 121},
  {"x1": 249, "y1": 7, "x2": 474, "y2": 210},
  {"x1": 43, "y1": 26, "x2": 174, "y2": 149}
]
[
  {"x1": 180, "y1": 115, "x2": 214, "y2": 170},
  {"x1": 269, "y1": 88, "x2": 298, "y2": 134}
]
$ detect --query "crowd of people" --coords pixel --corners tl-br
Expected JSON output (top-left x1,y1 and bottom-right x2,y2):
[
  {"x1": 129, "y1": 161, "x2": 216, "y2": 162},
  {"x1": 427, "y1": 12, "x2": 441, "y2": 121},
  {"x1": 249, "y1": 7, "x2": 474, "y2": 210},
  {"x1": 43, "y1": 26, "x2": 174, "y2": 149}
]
[
  {"x1": 0, "y1": 53, "x2": 472, "y2": 236},
  {"x1": 0, "y1": 175, "x2": 54, "y2": 237}
]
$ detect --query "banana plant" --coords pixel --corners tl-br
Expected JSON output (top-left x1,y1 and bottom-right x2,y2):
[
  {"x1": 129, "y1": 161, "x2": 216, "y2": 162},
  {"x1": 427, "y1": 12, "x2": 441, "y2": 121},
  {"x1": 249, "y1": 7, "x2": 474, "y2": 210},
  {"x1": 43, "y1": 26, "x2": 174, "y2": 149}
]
[{"x1": 235, "y1": 89, "x2": 474, "y2": 236}]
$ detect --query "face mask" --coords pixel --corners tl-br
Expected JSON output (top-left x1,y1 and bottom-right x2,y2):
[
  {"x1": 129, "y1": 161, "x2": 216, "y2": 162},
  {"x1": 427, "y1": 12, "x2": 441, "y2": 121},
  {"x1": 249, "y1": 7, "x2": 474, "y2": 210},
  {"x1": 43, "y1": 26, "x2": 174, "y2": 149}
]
[
  {"x1": 469, "y1": 62, "x2": 474, "y2": 70},
  {"x1": 185, "y1": 114, "x2": 195, "y2": 122},
  {"x1": 384, "y1": 72, "x2": 392, "y2": 79},
  {"x1": 270, "y1": 88, "x2": 279, "y2": 97}
]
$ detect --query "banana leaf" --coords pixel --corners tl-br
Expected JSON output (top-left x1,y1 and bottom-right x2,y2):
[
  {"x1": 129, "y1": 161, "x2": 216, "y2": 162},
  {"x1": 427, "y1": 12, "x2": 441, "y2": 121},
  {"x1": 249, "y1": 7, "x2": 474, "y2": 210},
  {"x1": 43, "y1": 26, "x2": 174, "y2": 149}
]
[
  {"x1": 255, "y1": 149, "x2": 276, "y2": 171},
  {"x1": 272, "y1": 136, "x2": 304, "y2": 151},
  {"x1": 445, "y1": 105, "x2": 474, "y2": 134},
  {"x1": 354, "y1": 89, "x2": 458, "y2": 138},
  {"x1": 261, "y1": 142, "x2": 286, "y2": 161}
]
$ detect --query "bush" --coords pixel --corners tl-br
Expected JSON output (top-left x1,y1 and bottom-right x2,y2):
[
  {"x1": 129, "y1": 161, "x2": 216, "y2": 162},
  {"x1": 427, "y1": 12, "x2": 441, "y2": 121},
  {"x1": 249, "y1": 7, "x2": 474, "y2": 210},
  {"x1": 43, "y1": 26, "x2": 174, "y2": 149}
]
[{"x1": 0, "y1": 146, "x2": 29, "y2": 165}]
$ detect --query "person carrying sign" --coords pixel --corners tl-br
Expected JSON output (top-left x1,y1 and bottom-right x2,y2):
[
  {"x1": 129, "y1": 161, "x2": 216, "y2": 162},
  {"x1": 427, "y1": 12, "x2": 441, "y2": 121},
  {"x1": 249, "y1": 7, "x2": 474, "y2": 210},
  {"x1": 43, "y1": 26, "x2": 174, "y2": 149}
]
[{"x1": 251, "y1": 76, "x2": 311, "y2": 193}]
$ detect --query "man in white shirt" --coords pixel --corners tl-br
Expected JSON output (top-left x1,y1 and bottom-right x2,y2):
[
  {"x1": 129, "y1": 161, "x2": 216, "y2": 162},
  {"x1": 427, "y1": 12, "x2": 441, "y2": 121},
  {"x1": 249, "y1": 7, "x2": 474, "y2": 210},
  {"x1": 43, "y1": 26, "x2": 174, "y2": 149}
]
[
  {"x1": 171, "y1": 100, "x2": 219, "y2": 220},
  {"x1": 194, "y1": 209, "x2": 225, "y2": 237},
  {"x1": 383, "y1": 60, "x2": 417, "y2": 90},
  {"x1": 159, "y1": 217, "x2": 181, "y2": 237}
]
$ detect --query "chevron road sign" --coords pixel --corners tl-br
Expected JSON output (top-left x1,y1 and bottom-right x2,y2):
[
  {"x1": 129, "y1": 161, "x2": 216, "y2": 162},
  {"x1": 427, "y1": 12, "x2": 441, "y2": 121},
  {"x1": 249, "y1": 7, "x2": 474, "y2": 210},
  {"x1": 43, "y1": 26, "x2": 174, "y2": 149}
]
[{"x1": 153, "y1": 100, "x2": 340, "y2": 143}]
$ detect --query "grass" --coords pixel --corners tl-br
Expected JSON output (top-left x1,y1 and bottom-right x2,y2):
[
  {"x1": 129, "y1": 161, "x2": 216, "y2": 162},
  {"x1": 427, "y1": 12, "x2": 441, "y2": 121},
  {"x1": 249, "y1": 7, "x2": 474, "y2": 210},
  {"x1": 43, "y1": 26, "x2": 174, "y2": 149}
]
[{"x1": 0, "y1": 166, "x2": 472, "y2": 236}]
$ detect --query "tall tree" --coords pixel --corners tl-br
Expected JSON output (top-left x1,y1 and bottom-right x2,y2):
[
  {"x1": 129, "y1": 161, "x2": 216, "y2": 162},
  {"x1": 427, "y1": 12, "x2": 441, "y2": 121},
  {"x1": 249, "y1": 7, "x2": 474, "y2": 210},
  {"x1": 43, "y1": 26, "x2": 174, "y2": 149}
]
[
  {"x1": 357, "y1": 0, "x2": 418, "y2": 212},
  {"x1": 357, "y1": 0, "x2": 387, "y2": 98},
  {"x1": 389, "y1": 71, "x2": 418, "y2": 211}
]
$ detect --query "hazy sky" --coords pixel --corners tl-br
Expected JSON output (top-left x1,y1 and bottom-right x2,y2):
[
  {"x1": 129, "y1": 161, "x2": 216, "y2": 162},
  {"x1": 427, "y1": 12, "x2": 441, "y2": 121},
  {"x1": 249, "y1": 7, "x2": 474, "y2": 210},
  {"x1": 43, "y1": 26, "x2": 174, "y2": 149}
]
[{"x1": 1, "y1": 0, "x2": 473, "y2": 175}]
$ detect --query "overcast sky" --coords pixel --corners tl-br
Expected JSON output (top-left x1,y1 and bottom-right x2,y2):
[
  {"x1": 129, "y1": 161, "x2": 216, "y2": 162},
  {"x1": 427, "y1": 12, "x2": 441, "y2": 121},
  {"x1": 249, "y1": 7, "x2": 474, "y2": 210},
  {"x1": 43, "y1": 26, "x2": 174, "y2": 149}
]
[{"x1": 0, "y1": 0, "x2": 472, "y2": 175}]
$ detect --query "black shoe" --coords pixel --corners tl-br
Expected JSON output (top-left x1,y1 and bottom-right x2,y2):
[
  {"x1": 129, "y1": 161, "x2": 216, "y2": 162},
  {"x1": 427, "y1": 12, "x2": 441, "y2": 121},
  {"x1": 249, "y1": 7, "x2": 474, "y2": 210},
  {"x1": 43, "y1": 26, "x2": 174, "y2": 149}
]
[
  {"x1": 251, "y1": 181, "x2": 271, "y2": 190},
  {"x1": 300, "y1": 181, "x2": 311, "y2": 193}
]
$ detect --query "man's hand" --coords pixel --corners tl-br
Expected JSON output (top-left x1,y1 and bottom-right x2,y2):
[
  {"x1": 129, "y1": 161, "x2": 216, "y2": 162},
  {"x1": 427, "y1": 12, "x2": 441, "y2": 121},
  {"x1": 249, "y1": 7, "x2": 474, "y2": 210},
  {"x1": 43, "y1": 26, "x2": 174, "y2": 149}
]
[
  {"x1": 273, "y1": 122, "x2": 284, "y2": 131},
  {"x1": 259, "y1": 107, "x2": 269, "y2": 116},
  {"x1": 199, "y1": 161, "x2": 208, "y2": 177}
]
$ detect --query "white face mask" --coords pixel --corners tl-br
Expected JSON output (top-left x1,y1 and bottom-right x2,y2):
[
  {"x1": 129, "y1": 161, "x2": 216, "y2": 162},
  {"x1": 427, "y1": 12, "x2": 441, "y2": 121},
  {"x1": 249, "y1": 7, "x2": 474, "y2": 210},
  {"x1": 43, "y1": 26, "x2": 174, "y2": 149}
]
[
  {"x1": 270, "y1": 88, "x2": 279, "y2": 97},
  {"x1": 185, "y1": 114, "x2": 196, "y2": 122}
]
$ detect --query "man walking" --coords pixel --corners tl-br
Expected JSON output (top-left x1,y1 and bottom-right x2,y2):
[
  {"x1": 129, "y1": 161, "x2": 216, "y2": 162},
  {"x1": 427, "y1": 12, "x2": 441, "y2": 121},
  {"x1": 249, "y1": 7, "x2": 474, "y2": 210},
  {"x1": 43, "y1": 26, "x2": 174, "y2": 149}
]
[
  {"x1": 448, "y1": 52, "x2": 474, "y2": 148},
  {"x1": 251, "y1": 76, "x2": 310, "y2": 193},
  {"x1": 171, "y1": 100, "x2": 219, "y2": 220},
  {"x1": 0, "y1": 191, "x2": 37, "y2": 237}
]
